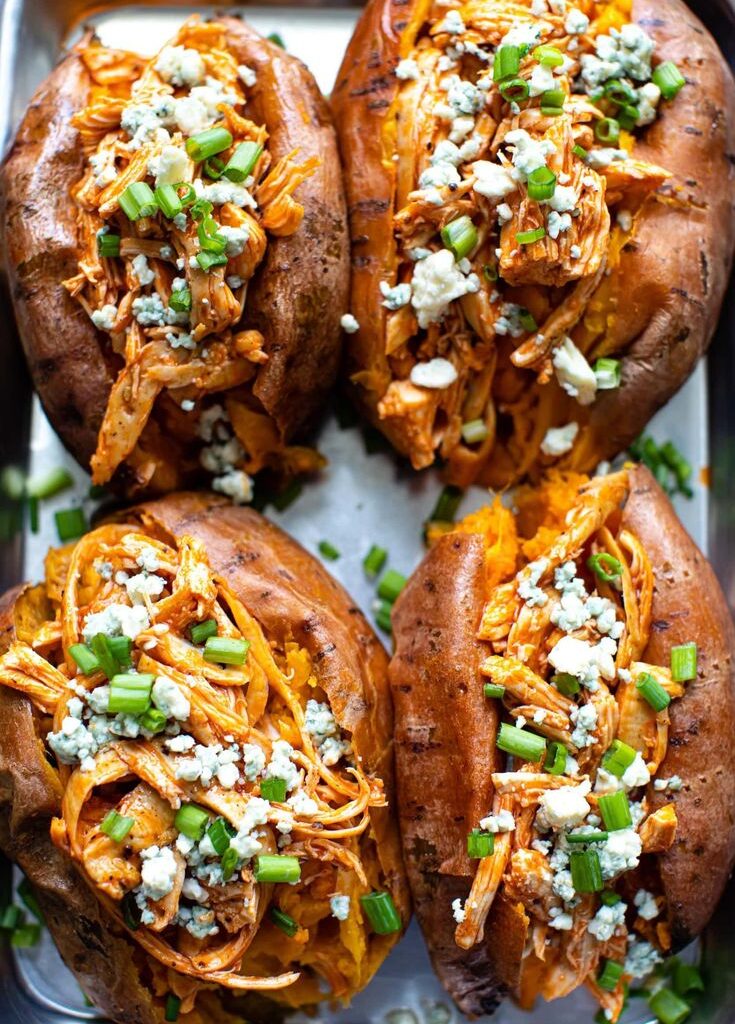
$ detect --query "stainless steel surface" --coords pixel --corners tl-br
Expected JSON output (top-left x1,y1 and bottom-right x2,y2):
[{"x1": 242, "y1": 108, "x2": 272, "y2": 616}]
[{"x1": 0, "y1": 1, "x2": 732, "y2": 1022}]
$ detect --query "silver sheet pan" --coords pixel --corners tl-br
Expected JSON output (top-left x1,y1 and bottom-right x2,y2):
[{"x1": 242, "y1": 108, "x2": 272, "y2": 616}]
[{"x1": 0, "y1": 1, "x2": 733, "y2": 1022}]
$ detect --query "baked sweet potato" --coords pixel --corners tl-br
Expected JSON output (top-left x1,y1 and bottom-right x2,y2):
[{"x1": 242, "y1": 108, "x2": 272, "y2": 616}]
[
  {"x1": 390, "y1": 464, "x2": 735, "y2": 1020},
  {"x1": 0, "y1": 493, "x2": 408, "y2": 1023},
  {"x1": 333, "y1": 0, "x2": 735, "y2": 488},
  {"x1": 0, "y1": 15, "x2": 348, "y2": 498}
]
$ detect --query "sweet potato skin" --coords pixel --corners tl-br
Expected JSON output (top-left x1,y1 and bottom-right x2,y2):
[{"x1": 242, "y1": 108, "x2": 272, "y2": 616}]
[
  {"x1": 332, "y1": 0, "x2": 735, "y2": 480},
  {"x1": 0, "y1": 497, "x2": 407, "y2": 1024},
  {"x1": 390, "y1": 466, "x2": 735, "y2": 1008},
  {"x1": 0, "y1": 15, "x2": 348, "y2": 492}
]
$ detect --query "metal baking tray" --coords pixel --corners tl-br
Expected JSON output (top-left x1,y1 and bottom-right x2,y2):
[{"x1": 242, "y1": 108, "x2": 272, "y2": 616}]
[{"x1": 0, "y1": 0, "x2": 733, "y2": 1021}]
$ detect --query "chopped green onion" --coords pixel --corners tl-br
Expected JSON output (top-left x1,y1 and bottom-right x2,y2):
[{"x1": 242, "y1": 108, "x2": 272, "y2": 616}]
[
  {"x1": 254, "y1": 854, "x2": 301, "y2": 884},
  {"x1": 653, "y1": 61, "x2": 686, "y2": 100},
  {"x1": 566, "y1": 830, "x2": 609, "y2": 844},
  {"x1": 203, "y1": 636, "x2": 250, "y2": 666},
  {"x1": 207, "y1": 817, "x2": 235, "y2": 857},
  {"x1": 165, "y1": 994, "x2": 182, "y2": 1023},
  {"x1": 270, "y1": 906, "x2": 299, "y2": 937},
  {"x1": 587, "y1": 551, "x2": 623, "y2": 583},
  {"x1": 670, "y1": 642, "x2": 697, "y2": 682},
  {"x1": 261, "y1": 777, "x2": 287, "y2": 803},
  {"x1": 139, "y1": 707, "x2": 167, "y2": 734},
  {"x1": 0, "y1": 465, "x2": 25, "y2": 500},
  {"x1": 601, "y1": 738, "x2": 637, "y2": 778},
  {"x1": 483, "y1": 262, "x2": 498, "y2": 281},
  {"x1": 533, "y1": 44, "x2": 564, "y2": 68},
  {"x1": 483, "y1": 683, "x2": 505, "y2": 699},
  {"x1": 119, "y1": 181, "x2": 157, "y2": 221},
  {"x1": 17, "y1": 879, "x2": 42, "y2": 922},
  {"x1": 220, "y1": 847, "x2": 238, "y2": 881},
  {"x1": 461, "y1": 419, "x2": 490, "y2": 445},
  {"x1": 154, "y1": 184, "x2": 183, "y2": 219},
  {"x1": 11, "y1": 923, "x2": 41, "y2": 948},
  {"x1": 430, "y1": 485, "x2": 463, "y2": 524},
  {"x1": 69, "y1": 643, "x2": 100, "y2": 676},
  {"x1": 106, "y1": 636, "x2": 131, "y2": 667},
  {"x1": 196, "y1": 250, "x2": 228, "y2": 272},
  {"x1": 197, "y1": 216, "x2": 227, "y2": 255},
  {"x1": 175, "y1": 803, "x2": 210, "y2": 841},
  {"x1": 617, "y1": 103, "x2": 639, "y2": 131},
  {"x1": 540, "y1": 87, "x2": 565, "y2": 110},
  {"x1": 497, "y1": 722, "x2": 546, "y2": 763},
  {"x1": 175, "y1": 183, "x2": 197, "y2": 208},
  {"x1": 318, "y1": 540, "x2": 340, "y2": 561},
  {"x1": 27, "y1": 496, "x2": 39, "y2": 535},
  {"x1": 54, "y1": 507, "x2": 87, "y2": 542},
  {"x1": 527, "y1": 166, "x2": 556, "y2": 202},
  {"x1": 272, "y1": 479, "x2": 303, "y2": 511},
  {"x1": 594, "y1": 357, "x2": 621, "y2": 390},
  {"x1": 121, "y1": 891, "x2": 141, "y2": 931},
  {"x1": 493, "y1": 44, "x2": 520, "y2": 82},
  {"x1": 190, "y1": 619, "x2": 218, "y2": 645},
  {"x1": 570, "y1": 848, "x2": 603, "y2": 893},
  {"x1": 598, "y1": 790, "x2": 632, "y2": 832},
  {"x1": 600, "y1": 889, "x2": 621, "y2": 906},
  {"x1": 204, "y1": 156, "x2": 225, "y2": 180},
  {"x1": 552, "y1": 672, "x2": 580, "y2": 696},
  {"x1": 660, "y1": 442, "x2": 692, "y2": 488},
  {"x1": 377, "y1": 569, "x2": 406, "y2": 604},
  {"x1": 0, "y1": 906, "x2": 22, "y2": 931},
  {"x1": 544, "y1": 741, "x2": 567, "y2": 776},
  {"x1": 598, "y1": 959, "x2": 625, "y2": 991},
  {"x1": 516, "y1": 227, "x2": 546, "y2": 245},
  {"x1": 672, "y1": 962, "x2": 704, "y2": 997},
  {"x1": 573, "y1": 144, "x2": 590, "y2": 161},
  {"x1": 500, "y1": 77, "x2": 530, "y2": 103},
  {"x1": 223, "y1": 141, "x2": 263, "y2": 182},
  {"x1": 189, "y1": 197, "x2": 213, "y2": 221},
  {"x1": 169, "y1": 286, "x2": 192, "y2": 313},
  {"x1": 375, "y1": 600, "x2": 393, "y2": 634},
  {"x1": 268, "y1": 31, "x2": 285, "y2": 48},
  {"x1": 359, "y1": 891, "x2": 402, "y2": 934},
  {"x1": 107, "y1": 673, "x2": 155, "y2": 715},
  {"x1": 648, "y1": 988, "x2": 691, "y2": 1024},
  {"x1": 100, "y1": 809, "x2": 135, "y2": 843},
  {"x1": 185, "y1": 127, "x2": 233, "y2": 162},
  {"x1": 636, "y1": 672, "x2": 671, "y2": 712},
  {"x1": 467, "y1": 829, "x2": 495, "y2": 858},
  {"x1": 89, "y1": 634, "x2": 120, "y2": 681},
  {"x1": 441, "y1": 215, "x2": 478, "y2": 261},
  {"x1": 97, "y1": 232, "x2": 121, "y2": 258},
  {"x1": 604, "y1": 79, "x2": 637, "y2": 105},
  {"x1": 595, "y1": 117, "x2": 620, "y2": 144},
  {"x1": 363, "y1": 545, "x2": 388, "y2": 578}
]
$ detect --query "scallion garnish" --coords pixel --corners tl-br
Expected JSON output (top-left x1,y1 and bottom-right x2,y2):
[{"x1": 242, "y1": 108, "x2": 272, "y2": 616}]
[
  {"x1": 108, "y1": 635, "x2": 132, "y2": 667},
  {"x1": 107, "y1": 673, "x2": 155, "y2": 715},
  {"x1": 207, "y1": 817, "x2": 235, "y2": 857},
  {"x1": 527, "y1": 166, "x2": 557, "y2": 202},
  {"x1": 97, "y1": 232, "x2": 121, "y2": 258},
  {"x1": 569, "y1": 848, "x2": 603, "y2": 893},
  {"x1": 261, "y1": 777, "x2": 287, "y2": 803},
  {"x1": 154, "y1": 184, "x2": 183, "y2": 219},
  {"x1": 0, "y1": 906, "x2": 21, "y2": 931},
  {"x1": 185, "y1": 127, "x2": 233, "y2": 163},
  {"x1": 377, "y1": 569, "x2": 407, "y2": 604},
  {"x1": 119, "y1": 181, "x2": 157, "y2": 221},
  {"x1": 540, "y1": 87, "x2": 565, "y2": 115},
  {"x1": 587, "y1": 551, "x2": 622, "y2": 583},
  {"x1": 617, "y1": 103, "x2": 640, "y2": 131},
  {"x1": 121, "y1": 891, "x2": 141, "y2": 931},
  {"x1": 672, "y1": 962, "x2": 704, "y2": 997},
  {"x1": 516, "y1": 227, "x2": 546, "y2": 245},
  {"x1": 190, "y1": 619, "x2": 218, "y2": 645},
  {"x1": 318, "y1": 540, "x2": 340, "y2": 561},
  {"x1": 483, "y1": 683, "x2": 505, "y2": 699},
  {"x1": 220, "y1": 847, "x2": 239, "y2": 881},
  {"x1": 164, "y1": 994, "x2": 181, "y2": 1023},
  {"x1": 359, "y1": 890, "x2": 402, "y2": 934},
  {"x1": 11, "y1": 923, "x2": 41, "y2": 948},
  {"x1": 204, "y1": 156, "x2": 225, "y2": 180},
  {"x1": 254, "y1": 854, "x2": 301, "y2": 884},
  {"x1": 89, "y1": 633, "x2": 119, "y2": 681},
  {"x1": 595, "y1": 117, "x2": 620, "y2": 144},
  {"x1": 600, "y1": 889, "x2": 621, "y2": 906},
  {"x1": 461, "y1": 419, "x2": 490, "y2": 445},
  {"x1": 54, "y1": 507, "x2": 87, "y2": 542},
  {"x1": 598, "y1": 790, "x2": 632, "y2": 832},
  {"x1": 598, "y1": 959, "x2": 624, "y2": 991},
  {"x1": 566, "y1": 830, "x2": 609, "y2": 844},
  {"x1": 17, "y1": 879, "x2": 42, "y2": 922},
  {"x1": 648, "y1": 988, "x2": 691, "y2": 1024},
  {"x1": 652, "y1": 61, "x2": 686, "y2": 100},
  {"x1": 223, "y1": 141, "x2": 263, "y2": 182},
  {"x1": 270, "y1": 906, "x2": 299, "y2": 937},
  {"x1": 375, "y1": 601, "x2": 393, "y2": 634},
  {"x1": 594, "y1": 357, "x2": 621, "y2": 390},
  {"x1": 28, "y1": 496, "x2": 39, "y2": 534},
  {"x1": 467, "y1": 829, "x2": 495, "y2": 858},
  {"x1": 100, "y1": 809, "x2": 135, "y2": 844},
  {"x1": 636, "y1": 672, "x2": 671, "y2": 712},
  {"x1": 604, "y1": 79, "x2": 637, "y2": 105},
  {"x1": 572, "y1": 144, "x2": 590, "y2": 161},
  {"x1": 196, "y1": 250, "x2": 228, "y2": 272},
  {"x1": 552, "y1": 672, "x2": 580, "y2": 696},
  {"x1": 601, "y1": 738, "x2": 637, "y2": 778},
  {"x1": 493, "y1": 44, "x2": 520, "y2": 82},
  {"x1": 69, "y1": 643, "x2": 100, "y2": 676},
  {"x1": 197, "y1": 215, "x2": 227, "y2": 255},
  {"x1": 496, "y1": 722, "x2": 546, "y2": 763},
  {"x1": 139, "y1": 707, "x2": 167, "y2": 734},
  {"x1": 499, "y1": 77, "x2": 530, "y2": 103},
  {"x1": 441, "y1": 215, "x2": 478, "y2": 261},
  {"x1": 533, "y1": 44, "x2": 564, "y2": 67},
  {"x1": 544, "y1": 741, "x2": 567, "y2": 776},
  {"x1": 174, "y1": 803, "x2": 210, "y2": 841},
  {"x1": 670, "y1": 642, "x2": 697, "y2": 682},
  {"x1": 363, "y1": 545, "x2": 388, "y2": 578},
  {"x1": 203, "y1": 636, "x2": 250, "y2": 666},
  {"x1": 169, "y1": 286, "x2": 192, "y2": 313},
  {"x1": 429, "y1": 485, "x2": 464, "y2": 524}
]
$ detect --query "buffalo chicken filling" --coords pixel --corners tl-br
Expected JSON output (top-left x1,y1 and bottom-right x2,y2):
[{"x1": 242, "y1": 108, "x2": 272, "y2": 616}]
[
  {"x1": 0, "y1": 526, "x2": 398, "y2": 1012},
  {"x1": 66, "y1": 18, "x2": 321, "y2": 497},
  {"x1": 445, "y1": 471, "x2": 691, "y2": 1022},
  {"x1": 371, "y1": 0, "x2": 683, "y2": 486}
]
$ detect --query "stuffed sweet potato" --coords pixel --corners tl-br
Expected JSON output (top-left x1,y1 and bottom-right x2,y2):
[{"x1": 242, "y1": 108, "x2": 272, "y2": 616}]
[
  {"x1": 390, "y1": 465, "x2": 735, "y2": 1020},
  {"x1": 0, "y1": 15, "x2": 348, "y2": 499},
  {"x1": 0, "y1": 493, "x2": 408, "y2": 1023},
  {"x1": 333, "y1": 0, "x2": 735, "y2": 488}
]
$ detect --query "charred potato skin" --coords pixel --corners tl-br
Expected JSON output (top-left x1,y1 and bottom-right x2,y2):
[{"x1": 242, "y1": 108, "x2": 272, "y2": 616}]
[
  {"x1": 0, "y1": 496, "x2": 408, "y2": 1024},
  {"x1": 332, "y1": 0, "x2": 735, "y2": 477},
  {"x1": 389, "y1": 465, "x2": 735, "y2": 1009},
  {"x1": 0, "y1": 16, "x2": 349, "y2": 492}
]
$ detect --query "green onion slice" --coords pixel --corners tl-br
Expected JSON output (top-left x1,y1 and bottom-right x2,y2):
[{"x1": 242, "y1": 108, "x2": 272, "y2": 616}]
[
  {"x1": 430, "y1": 485, "x2": 464, "y2": 524},
  {"x1": 540, "y1": 87, "x2": 565, "y2": 110},
  {"x1": 441, "y1": 215, "x2": 478, "y2": 261},
  {"x1": 0, "y1": 906, "x2": 22, "y2": 931},
  {"x1": 169, "y1": 286, "x2": 192, "y2": 313},
  {"x1": 55, "y1": 507, "x2": 87, "y2": 542},
  {"x1": 672, "y1": 962, "x2": 704, "y2": 997},
  {"x1": 197, "y1": 216, "x2": 227, "y2": 255},
  {"x1": 190, "y1": 619, "x2": 218, "y2": 645},
  {"x1": 573, "y1": 144, "x2": 590, "y2": 160},
  {"x1": 499, "y1": 77, "x2": 530, "y2": 103},
  {"x1": 220, "y1": 846, "x2": 239, "y2": 881},
  {"x1": 461, "y1": 419, "x2": 490, "y2": 445},
  {"x1": 154, "y1": 184, "x2": 183, "y2": 219},
  {"x1": 604, "y1": 79, "x2": 636, "y2": 105},
  {"x1": 497, "y1": 722, "x2": 546, "y2": 763},
  {"x1": 69, "y1": 643, "x2": 101, "y2": 676},
  {"x1": 493, "y1": 44, "x2": 520, "y2": 82},
  {"x1": 196, "y1": 250, "x2": 228, "y2": 272},
  {"x1": 617, "y1": 103, "x2": 639, "y2": 131},
  {"x1": 318, "y1": 540, "x2": 340, "y2": 561},
  {"x1": 121, "y1": 891, "x2": 141, "y2": 931},
  {"x1": 527, "y1": 165, "x2": 557, "y2": 201},
  {"x1": 544, "y1": 741, "x2": 567, "y2": 776},
  {"x1": 483, "y1": 683, "x2": 505, "y2": 699},
  {"x1": 670, "y1": 642, "x2": 697, "y2": 682},
  {"x1": 207, "y1": 817, "x2": 235, "y2": 857},
  {"x1": 119, "y1": 181, "x2": 157, "y2": 221},
  {"x1": 17, "y1": 878, "x2": 43, "y2": 922},
  {"x1": 375, "y1": 601, "x2": 393, "y2": 634},
  {"x1": 175, "y1": 183, "x2": 197, "y2": 208},
  {"x1": 377, "y1": 569, "x2": 407, "y2": 604},
  {"x1": 270, "y1": 906, "x2": 299, "y2": 937},
  {"x1": 89, "y1": 634, "x2": 120, "y2": 681},
  {"x1": 363, "y1": 545, "x2": 388, "y2": 578},
  {"x1": 97, "y1": 232, "x2": 121, "y2": 258},
  {"x1": 595, "y1": 117, "x2": 620, "y2": 144},
  {"x1": 594, "y1": 357, "x2": 621, "y2": 390},
  {"x1": 204, "y1": 156, "x2": 225, "y2": 180},
  {"x1": 587, "y1": 551, "x2": 623, "y2": 583},
  {"x1": 139, "y1": 708, "x2": 167, "y2": 734},
  {"x1": 164, "y1": 994, "x2": 182, "y2": 1023},
  {"x1": 516, "y1": 227, "x2": 546, "y2": 245},
  {"x1": 533, "y1": 44, "x2": 564, "y2": 67},
  {"x1": 636, "y1": 672, "x2": 671, "y2": 712},
  {"x1": 185, "y1": 127, "x2": 233, "y2": 162},
  {"x1": 175, "y1": 803, "x2": 210, "y2": 841},
  {"x1": 598, "y1": 959, "x2": 624, "y2": 992},
  {"x1": 598, "y1": 790, "x2": 632, "y2": 832},
  {"x1": 359, "y1": 890, "x2": 402, "y2": 934},
  {"x1": 467, "y1": 829, "x2": 495, "y2": 859},
  {"x1": 261, "y1": 777, "x2": 287, "y2": 803},
  {"x1": 223, "y1": 141, "x2": 263, "y2": 182},
  {"x1": 107, "y1": 673, "x2": 155, "y2": 715},
  {"x1": 565, "y1": 830, "x2": 609, "y2": 844},
  {"x1": 203, "y1": 636, "x2": 250, "y2": 666},
  {"x1": 100, "y1": 809, "x2": 135, "y2": 843},
  {"x1": 648, "y1": 988, "x2": 691, "y2": 1024},
  {"x1": 552, "y1": 672, "x2": 580, "y2": 696},
  {"x1": 11, "y1": 923, "x2": 41, "y2": 948},
  {"x1": 600, "y1": 889, "x2": 621, "y2": 906},
  {"x1": 254, "y1": 854, "x2": 301, "y2": 884},
  {"x1": 601, "y1": 738, "x2": 637, "y2": 778},
  {"x1": 652, "y1": 61, "x2": 686, "y2": 100},
  {"x1": 519, "y1": 310, "x2": 538, "y2": 333},
  {"x1": 570, "y1": 848, "x2": 603, "y2": 893}
]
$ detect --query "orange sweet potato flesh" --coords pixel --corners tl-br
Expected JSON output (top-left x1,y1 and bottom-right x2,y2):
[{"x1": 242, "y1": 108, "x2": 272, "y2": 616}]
[
  {"x1": 0, "y1": 495, "x2": 408, "y2": 1024},
  {"x1": 0, "y1": 16, "x2": 348, "y2": 495}
]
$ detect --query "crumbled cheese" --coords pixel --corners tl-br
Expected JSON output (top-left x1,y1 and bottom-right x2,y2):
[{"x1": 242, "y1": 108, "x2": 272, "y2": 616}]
[
  {"x1": 621, "y1": 752, "x2": 650, "y2": 790},
  {"x1": 634, "y1": 888, "x2": 659, "y2": 920},
  {"x1": 410, "y1": 249, "x2": 480, "y2": 328},
  {"x1": 304, "y1": 700, "x2": 350, "y2": 766},
  {"x1": 549, "y1": 635, "x2": 617, "y2": 690},
  {"x1": 504, "y1": 128, "x2": 556, "y2": 183},
  {"x1": 517, "y1": 557, "x2": 549, "y2": 608},
  {"x1": 538, "y1": 780, "x2": 591, "y2": 829},
  {"x1": 569, "y1": 702, "x2": 599, "y2": 748},
  {"x1": 585, "y1": 148, "x2": 627, "y2": 170},
  {"x1": 265, "y1": 739, "x2": 302, "y2": 792},
  {"x1": 494, "y1": 302, "x2": 529, "y2": 337},
  {"x1": 565, "y1": 8, "x2": 590, "y2": 33},
  {"x1": 549, "y1": 907, "x2": 574, "y2": 930},
  {"x1": 479, "y1": 810, "x2": 515, "y2": 833},
  {"x1": 625, "y1": 937, "x2": 662, "y2": 979},
  {"x1": 395, "y1": 58, "x2": 420, "y2": 81},
  {"x1": 218, "y1": 224, "x2": 249, "y2": 257},
  {"x1": 91, "y1": 304, "x2": 118, "y2": 331},
  {"x1": 148, "y1": 144, "x2": 190, "y2": 188},
  {"x1": 177, "y1": 904, "x2": 219, "y2": 938},
  {"x1": 241, "y1": 743, "x2": 266, "y2": 781},
  {"x1": 547, "y1": 211, "x2": 572, "y2": 240},
  {"x1": 438, "y1": 9, "x2": 465, "y2": 33},
  {"x1": 132, "y1": 293, "x2": 167, "y2": 326},
  {"x1": 598, "y1": 828, "x2": 642, "y2": 879},
  {"x1": 500, "y1": 21, "x2": 542, "y2": 49},
  {"x1": 472, "y1": 160, "x2": 516, "y2": 200},
  {"x1": 529, "y1": 64, "x2": 556, "y2": 98},
  {"x1": 540, "y1": 422, "x2": 579, "y2": 456},
  {"x1": 380, "y1": 282, "x2": 412, "y2": 310},
  {"x1": 237, "y1": 64, "x2": 257, "y2": 88},
  {"x1": 410, "y1": 358, "x2": 458, "y2": 390},
  {"x1": 193, "y1": 177, "x2": 256, "y2": 209},
  {"x1": 139, "y1": 846, "x2": 177, "y2": 901},
  {"x1": 341, "y1": 313, "x2": 360, "y2": 333},
  {"x1": 653, "y1": 775, "x2": 683, "y2": 792},
  {"x1": 636, "y1": 81, "x2": 661, "y2": 126},
  {"x1": 82, "y1": 603, "x2": 150, "y2": 642},
  {"x1": 155, "y1": 46, "x2": 206, "y2": 87},
  {"x1": 330, "y1": 894, "x2": 350, "y2": 920},
  {"x1": 452, "y1": 898, "x2": 465, "y2": 923},
  {"x1": 166, "y1": 734, "x2": 196, "y2": 753},
  {"x1": 570, "y1": 244, "x2": 581, "y2": 259},
  {"x1": 212, "y1": 469, "x2": 253, "y2": 505},
  {"x1": 152, "y1": 676, "x2": 190, "y2": 721},
  {"x1": 173, "y1": 80, "x2": 239, "y2": 137},
  {"x1": 552, "y1": 337, "x2": 597, "y2": 406},
  {"x1": 588, "y1": 900, "x2": 627, "y2": 940},
  {"x1": 288, "y1": 789, "x2": 319, "y2": 816}
]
